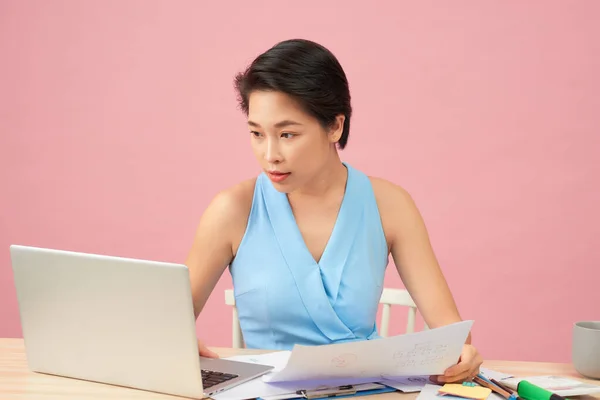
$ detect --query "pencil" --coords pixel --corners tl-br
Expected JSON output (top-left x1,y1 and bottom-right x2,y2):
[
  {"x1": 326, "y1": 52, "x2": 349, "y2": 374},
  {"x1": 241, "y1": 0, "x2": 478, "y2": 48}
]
[
  {"x1": 474, "y1": 375, "x2": 512, "y2": 399},
  {"x1": 491, "y1": 379, "x2": 515, "y2": 395}
]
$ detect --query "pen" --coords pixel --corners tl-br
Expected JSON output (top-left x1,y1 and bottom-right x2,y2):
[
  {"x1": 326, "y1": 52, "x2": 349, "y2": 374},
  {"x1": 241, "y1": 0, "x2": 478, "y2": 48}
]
[{"x1": 491, "y1": 378, "x2": 525, "y2": 400}]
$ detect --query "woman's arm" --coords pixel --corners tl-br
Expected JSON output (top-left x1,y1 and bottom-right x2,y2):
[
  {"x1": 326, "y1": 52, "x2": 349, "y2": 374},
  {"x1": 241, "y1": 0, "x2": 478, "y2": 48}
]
[
  {"x1": 372, "y1": 178, "x2": 462, "y2": 328},
  {"x1": 186, "y1": 193, "x2": 235, "y2": 319},
  {"x1": 388, "y1": 191, "x2": 464, "y2": 331},
  {"x1": 183, "y1": 182, "x2": 254, "y2": 364},
  {"x1": 185, "y1": 180, "x2": 254, "y2": 319},
  {"x1": 372, "y1": 178, "x2": 481, "y2": 381},
  {"x1": 184, "y1": 181, "x2": 254, "y2": 358}
]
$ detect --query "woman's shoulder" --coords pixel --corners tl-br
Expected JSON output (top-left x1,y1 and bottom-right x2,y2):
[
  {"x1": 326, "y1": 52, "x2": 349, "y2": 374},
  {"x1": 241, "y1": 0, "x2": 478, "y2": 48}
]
[
  {"x1": 191, "y1": 177, "x2": 257, "y2": 257},
  {"x1": 207, "y1": 177, "x2": 257, "y2": 223},
  {"x1": 367, "y1": 176, "x2": 422, "y2": 246},
  {"x1": 367, "y1": 176, "x2": 414, "y2": 210}
]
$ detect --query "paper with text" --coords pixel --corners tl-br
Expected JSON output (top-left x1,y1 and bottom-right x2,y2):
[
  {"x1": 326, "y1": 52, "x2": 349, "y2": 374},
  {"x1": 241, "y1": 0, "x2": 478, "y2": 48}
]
[{"x1": 264, "y1": 320, "x2": 473, "y2": 383}]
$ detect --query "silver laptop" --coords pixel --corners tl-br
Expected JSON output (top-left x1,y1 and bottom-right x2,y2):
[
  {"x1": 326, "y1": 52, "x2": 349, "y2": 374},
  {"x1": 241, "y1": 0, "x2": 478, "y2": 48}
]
[{"x1": 10, "y1": 244, "x2": 273, "y2": 398}]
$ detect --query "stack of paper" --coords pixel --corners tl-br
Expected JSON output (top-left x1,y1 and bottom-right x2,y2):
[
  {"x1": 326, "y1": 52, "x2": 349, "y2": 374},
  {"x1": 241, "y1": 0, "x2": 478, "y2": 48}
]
[{"x1": 213, "y1": 320, "x2": 474, "y2": 400}]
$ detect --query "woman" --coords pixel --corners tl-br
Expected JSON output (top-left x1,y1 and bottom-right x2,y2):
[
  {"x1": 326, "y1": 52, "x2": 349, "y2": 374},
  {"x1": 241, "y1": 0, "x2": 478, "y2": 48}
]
[{"x1": 185, "y1": 38, "x2": 483, "y2": 383}]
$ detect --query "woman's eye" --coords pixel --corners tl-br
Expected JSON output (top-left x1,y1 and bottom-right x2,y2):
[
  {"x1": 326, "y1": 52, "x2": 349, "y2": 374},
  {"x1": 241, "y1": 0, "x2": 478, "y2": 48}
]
[
  {"x1": 281, "y1": 132, "x2": 294, "y2": 139},
  {"x1": 251, "y1": 131, "x2": 262, "y2": 138}
]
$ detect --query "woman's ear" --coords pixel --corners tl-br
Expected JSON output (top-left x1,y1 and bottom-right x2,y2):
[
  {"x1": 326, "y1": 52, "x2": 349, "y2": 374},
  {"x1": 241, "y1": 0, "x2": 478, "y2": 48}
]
[{"x1": 328, "y1": 114, "x2": 345, "y2": 144}]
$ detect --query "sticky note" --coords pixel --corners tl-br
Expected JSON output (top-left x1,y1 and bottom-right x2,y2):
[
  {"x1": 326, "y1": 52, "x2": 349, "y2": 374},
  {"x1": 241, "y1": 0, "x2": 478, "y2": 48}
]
[{"x1": 439, "y1": 383, "x2": 492, "y2": 400}]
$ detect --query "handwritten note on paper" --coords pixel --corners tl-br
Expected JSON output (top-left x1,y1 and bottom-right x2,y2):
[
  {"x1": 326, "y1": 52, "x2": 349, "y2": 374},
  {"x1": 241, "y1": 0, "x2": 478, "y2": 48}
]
[{"x1": 264, "y1": 320, "x2": 473, "y2": 383}]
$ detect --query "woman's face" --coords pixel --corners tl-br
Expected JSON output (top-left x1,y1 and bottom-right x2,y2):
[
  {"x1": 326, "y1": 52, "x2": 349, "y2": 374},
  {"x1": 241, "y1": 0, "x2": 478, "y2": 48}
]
[{"x1": 247, "y1": 90, "x2": 343, "y2": 193}]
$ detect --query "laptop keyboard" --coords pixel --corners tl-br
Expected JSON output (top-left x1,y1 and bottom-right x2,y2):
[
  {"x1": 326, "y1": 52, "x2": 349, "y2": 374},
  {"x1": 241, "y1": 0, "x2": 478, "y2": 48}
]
[{"x1": 201, "y1": 369, "x2": 239, "y2": 389}]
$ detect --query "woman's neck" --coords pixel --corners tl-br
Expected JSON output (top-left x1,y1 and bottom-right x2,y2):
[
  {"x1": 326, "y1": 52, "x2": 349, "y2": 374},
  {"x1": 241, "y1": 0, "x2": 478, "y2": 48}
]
[{"x1": 288, "y1": 155, "x2": 348, "y2": 201}]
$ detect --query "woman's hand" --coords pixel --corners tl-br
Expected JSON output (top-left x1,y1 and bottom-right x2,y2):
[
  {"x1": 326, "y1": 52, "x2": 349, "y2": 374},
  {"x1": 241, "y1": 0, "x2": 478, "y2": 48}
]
[
  {"x1": 431, "y1": 344, "x2": 483, "y2": 383},
  {"x1": 198, "y1": 339, "x2": 220, "y2": 358}
]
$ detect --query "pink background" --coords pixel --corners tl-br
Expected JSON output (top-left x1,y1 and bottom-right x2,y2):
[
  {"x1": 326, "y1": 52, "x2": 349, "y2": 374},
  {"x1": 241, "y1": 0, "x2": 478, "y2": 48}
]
[{"x1": 1, "y1": 1, "x2": 599, "y2": 363}]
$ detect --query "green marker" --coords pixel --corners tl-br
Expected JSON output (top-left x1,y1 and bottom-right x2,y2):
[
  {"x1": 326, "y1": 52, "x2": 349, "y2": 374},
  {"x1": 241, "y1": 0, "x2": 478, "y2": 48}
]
[{"x1": 518, "y1": 380, "x2": 568, "y2": 400}]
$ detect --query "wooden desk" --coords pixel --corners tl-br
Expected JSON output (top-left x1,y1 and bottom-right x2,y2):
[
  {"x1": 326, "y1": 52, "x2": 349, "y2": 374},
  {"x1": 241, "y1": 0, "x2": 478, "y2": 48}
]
[{"x1": 1, "y1": 338, "x2": 599, "y2": 400}]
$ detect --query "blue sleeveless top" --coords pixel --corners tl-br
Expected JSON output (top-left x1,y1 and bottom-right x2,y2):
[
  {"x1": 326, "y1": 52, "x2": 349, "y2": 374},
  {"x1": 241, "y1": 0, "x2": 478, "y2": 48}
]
[{"x1": 229, "y1": 163, "x2": 389, "y2": 350}]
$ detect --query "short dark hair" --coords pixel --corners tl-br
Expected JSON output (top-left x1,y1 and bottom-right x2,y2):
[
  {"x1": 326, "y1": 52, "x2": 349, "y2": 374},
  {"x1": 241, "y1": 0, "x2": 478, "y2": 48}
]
[{"x1": 234, "y1": 39, "x2": 352, "y2": 149}]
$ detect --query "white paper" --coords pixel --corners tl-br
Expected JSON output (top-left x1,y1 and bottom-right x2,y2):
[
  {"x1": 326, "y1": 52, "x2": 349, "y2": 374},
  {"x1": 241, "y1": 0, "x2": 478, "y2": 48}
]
[
  {"x1": 264, "y1": 320, "x2": 473, "y2": 383},
  {"x1": 415, "y1": 383, "x2": 444, "y2": 400},
  {"x1": 500, "y1": 376, "x2": 600, "y2": 397},
  {"x1": 381, "y1": 376, "x2": 430, "y2": 392}
]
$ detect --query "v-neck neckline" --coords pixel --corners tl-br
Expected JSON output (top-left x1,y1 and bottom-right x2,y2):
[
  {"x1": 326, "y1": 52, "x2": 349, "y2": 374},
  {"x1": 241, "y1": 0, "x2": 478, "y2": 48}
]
[
  {"x1": 261, "y1": 161, "x2": 366, "y2": 303},
  {"x1": 283, "y1": 162, "x2": 352, "y2": 266}
]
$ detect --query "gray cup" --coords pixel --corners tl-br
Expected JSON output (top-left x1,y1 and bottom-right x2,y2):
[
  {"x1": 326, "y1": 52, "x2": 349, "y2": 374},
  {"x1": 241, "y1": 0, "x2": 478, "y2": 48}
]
[{"x1": 573, "y1": 321, "x2": 600, "y2": 380}]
